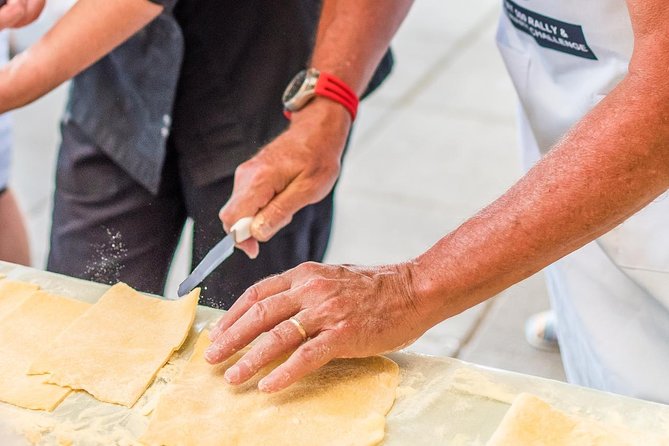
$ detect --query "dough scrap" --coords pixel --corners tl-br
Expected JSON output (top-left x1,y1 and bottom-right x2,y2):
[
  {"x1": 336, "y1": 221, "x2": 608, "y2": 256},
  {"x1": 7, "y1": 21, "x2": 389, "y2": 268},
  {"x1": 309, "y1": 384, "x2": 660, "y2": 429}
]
[
  {"x1": 486, "y1": 393, "x2": 669, "y2": 446},
  {"x1": 0, "y1": 290, "x2": 90, "y2": 411},
  {"x1": 0, "y1": 279, "x2": 40, "y2": 320},
  {"x1": 141, "y1": 330, "x2": 400, "y2": 446},
  {"x1": 29, "y1": 283, "x2": 199, "y2": 407}
]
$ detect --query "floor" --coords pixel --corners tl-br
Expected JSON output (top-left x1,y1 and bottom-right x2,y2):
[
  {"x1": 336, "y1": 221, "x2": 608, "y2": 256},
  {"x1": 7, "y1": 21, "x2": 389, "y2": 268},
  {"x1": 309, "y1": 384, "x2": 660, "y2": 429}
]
[{"x1": 8, "y1": 0, "x2": 565, "y2": 381}]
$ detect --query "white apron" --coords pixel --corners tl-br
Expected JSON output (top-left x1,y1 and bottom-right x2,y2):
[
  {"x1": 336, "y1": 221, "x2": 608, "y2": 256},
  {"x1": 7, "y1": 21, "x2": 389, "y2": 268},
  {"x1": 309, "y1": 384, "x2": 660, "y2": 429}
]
[
  {"x1": 0, "y1": 30, "x2": 11, "y2": 190},
  {"x1": 496, "y1": 0, "x2": 669, "y2": 403}
]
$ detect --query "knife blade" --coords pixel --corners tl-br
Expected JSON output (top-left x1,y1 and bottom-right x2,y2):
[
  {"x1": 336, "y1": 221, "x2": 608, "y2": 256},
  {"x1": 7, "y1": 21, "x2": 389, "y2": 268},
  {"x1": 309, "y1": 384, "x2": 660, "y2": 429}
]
[{"x1": 176, "y1": 217, "x2": 253, "y2": 298}]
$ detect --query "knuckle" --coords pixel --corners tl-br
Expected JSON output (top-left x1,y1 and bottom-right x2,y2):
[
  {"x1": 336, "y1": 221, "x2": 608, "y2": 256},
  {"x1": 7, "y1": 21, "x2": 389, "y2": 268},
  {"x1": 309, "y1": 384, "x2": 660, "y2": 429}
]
[
  {"x1": 319, "y1": 297, "x2": 341, "y2": 315},
  {"x1": 264, "y1": 200, "x2": 287, "y2": 220},
  {"x1": 300, "y1": 261, "x2": 320, "y2": 272},
  {"x1": 234, "y1": 161, "x2": 254, "y2": 177},
  {"x1": 243, "y1": 285, "x2": 262, "y2": 305},
  {"x1": 296, "y1": 343, "x2": 319, "y2": 364},
  {"x1": 268, "y1": 326, "x2": 292, "y2": 346},
  {"x1": 336, "y1": 319, "x2": 354, "y2": 335},
  {"x1": 304, "y1": 277, "x2": 331, "y2": 294},
  {"x1": 296, "y1": 341, "x2": 332, "y2": 365},
  {"x1": 236, "y1": 358, "x2": 252, "y2": 374},
  {"x1": 250, "y1": 300, "x2": 270, "y2": 321}
]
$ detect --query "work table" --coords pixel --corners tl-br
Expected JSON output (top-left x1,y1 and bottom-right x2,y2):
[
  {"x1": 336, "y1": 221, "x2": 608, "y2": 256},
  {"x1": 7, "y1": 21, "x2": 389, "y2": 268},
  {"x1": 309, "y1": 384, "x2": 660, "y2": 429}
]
[{"x1": 0, "y1": 261, "x2": 667, "y2": 445}]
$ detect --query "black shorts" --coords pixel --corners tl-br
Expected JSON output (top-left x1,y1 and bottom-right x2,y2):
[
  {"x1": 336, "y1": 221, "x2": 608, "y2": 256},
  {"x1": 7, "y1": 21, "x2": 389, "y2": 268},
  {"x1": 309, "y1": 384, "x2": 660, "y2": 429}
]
[{"x1": 47, "y1": 122, "x2": 335, "y2": 309}]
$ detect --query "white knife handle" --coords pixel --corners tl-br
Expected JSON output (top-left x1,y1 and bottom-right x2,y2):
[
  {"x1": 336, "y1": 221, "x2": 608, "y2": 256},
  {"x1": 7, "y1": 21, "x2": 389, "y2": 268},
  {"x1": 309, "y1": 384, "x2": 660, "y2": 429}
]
[{"x1": 231, "y1": 217, "x2": 254, "y2": 243}]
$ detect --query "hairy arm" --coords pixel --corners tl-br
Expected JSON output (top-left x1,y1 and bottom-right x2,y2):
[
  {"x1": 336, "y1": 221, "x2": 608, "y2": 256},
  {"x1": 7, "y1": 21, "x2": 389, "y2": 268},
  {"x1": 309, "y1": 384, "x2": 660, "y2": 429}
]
[
  {"x1": 0, "y1": 0, "x2": 162, "y2": 113},
  {"x1": 309, "y1": 0, "x2": 412, "y2": 93},
  {"x1": 219, "y1": 0, "x2": 414, "y2": 257},
  {"x1": 411, "y1": 0, "x2": 669, "y2": 325}
]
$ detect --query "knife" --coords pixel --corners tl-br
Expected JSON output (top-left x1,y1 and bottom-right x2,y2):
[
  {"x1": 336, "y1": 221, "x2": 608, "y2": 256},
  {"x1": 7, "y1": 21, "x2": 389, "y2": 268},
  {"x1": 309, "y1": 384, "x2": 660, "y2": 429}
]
[{"x1": 175, "y1": 217, "x2": 254, "y2": 298}]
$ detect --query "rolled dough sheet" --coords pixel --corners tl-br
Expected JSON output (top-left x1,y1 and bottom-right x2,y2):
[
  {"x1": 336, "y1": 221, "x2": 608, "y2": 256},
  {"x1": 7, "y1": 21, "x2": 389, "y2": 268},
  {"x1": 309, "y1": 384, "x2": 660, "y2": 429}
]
[
  {"x1": 0, "y1": 289, "x2": 90, "y2": 411},
  {"x1": 29, "y1": 283, "x2": 199, "y2": 407},
  {"x1": 141, "y1": 330, "x2": 400, "y2": 446},
  {"x1": 0, "y1": 279, "x2": 40, "y2": 320},
  {"x1": 486, "y1": 393, "x2": 669, "y2": 446}
]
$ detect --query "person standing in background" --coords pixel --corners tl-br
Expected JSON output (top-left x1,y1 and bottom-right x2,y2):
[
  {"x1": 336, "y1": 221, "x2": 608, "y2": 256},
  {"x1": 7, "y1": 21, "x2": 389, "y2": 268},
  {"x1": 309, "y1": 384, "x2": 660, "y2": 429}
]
[{"x1": 0, "y1": 28, "x2": 30, "y2": 266}]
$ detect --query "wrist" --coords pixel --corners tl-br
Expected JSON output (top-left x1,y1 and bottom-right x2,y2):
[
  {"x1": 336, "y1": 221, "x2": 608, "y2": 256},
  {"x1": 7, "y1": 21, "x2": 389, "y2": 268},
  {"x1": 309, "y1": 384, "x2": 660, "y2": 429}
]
[
  {"x1": 405, "y1": 250, "x2": 475, "y2": 326},
  {"x1": 283, "y1": 68, "x2": 359, "y2": 122},
  {"x1": 288, "y1": 97, "x2": 352, "y2": 154},
  {"x1": 385, "y1": 260, "x2": 447, "y2": 336}
]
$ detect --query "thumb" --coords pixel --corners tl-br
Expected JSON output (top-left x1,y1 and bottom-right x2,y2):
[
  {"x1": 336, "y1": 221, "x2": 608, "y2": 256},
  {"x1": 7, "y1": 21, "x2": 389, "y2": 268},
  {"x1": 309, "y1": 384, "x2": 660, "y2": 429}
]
[{"x1": 235, "y1": 238, "x2": 259, "y2": 260}]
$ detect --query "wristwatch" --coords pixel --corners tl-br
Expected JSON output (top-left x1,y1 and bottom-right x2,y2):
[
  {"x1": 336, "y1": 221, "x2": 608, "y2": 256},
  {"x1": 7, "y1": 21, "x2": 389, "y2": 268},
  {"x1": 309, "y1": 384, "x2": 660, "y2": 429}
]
[{"x1": 282, "y1": 68, "x2": 359, "y2": 120}]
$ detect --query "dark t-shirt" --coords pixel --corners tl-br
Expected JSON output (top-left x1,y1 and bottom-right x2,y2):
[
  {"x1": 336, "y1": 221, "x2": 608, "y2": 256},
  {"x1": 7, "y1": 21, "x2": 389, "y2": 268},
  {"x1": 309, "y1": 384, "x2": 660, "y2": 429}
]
[
  {"x1": 66, "y1": 0, "x2": 391, "y2": 193},
  {"x1": 169, "y1": 0, "x2": 393, "y2": 187},
  {"x1": 169, "y1": 0, "x2": 322, "y2": 186}
]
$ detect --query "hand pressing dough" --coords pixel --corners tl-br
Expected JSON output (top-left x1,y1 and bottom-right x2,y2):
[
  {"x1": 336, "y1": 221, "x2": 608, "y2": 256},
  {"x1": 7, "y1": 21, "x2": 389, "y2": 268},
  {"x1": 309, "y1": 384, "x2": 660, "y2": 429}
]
[
  {"x1": 29, "y1": 283, "x2": 199, "y2": 407},
  {"x1": 0, "y1": 279, "x2": 40, "y2": 320},
  {"x1": 0, "y1": 290, "x2": 90, "y2": 411},
  {"x1": 141, "y1": 331, "x2": 400, "y2": 446},
  {"x1": 486, "y1": 393, "x2": 669, "y2": 446}
]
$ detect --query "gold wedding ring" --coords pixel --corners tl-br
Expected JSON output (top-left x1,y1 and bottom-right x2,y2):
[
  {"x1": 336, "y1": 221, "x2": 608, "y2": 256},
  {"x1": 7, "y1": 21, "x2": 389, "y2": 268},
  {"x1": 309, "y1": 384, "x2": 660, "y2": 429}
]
[{"x1": 288, "y1": 317, "x2": 308, "y2": 342}]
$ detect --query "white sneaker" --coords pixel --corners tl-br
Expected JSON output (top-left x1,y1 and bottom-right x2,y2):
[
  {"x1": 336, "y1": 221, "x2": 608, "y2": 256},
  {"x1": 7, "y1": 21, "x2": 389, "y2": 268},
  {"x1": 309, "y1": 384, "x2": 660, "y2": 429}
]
[{"x1": 524, "y1": 311, "x2": 559, "y2": 352}]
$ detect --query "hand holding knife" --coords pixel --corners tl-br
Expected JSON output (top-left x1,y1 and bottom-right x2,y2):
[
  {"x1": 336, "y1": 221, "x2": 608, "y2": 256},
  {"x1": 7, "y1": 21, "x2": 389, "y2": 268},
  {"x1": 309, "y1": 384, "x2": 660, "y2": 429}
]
[{"x1": 175, "y1": 217, "x2": 255, "y2": 299}]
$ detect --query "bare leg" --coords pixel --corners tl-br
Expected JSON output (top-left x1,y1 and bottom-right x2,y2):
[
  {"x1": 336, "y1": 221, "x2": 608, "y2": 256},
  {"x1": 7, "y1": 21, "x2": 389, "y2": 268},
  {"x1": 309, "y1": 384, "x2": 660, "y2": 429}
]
[{"x1": 0, "y1": 188, "x2": 30, "y2": 266}]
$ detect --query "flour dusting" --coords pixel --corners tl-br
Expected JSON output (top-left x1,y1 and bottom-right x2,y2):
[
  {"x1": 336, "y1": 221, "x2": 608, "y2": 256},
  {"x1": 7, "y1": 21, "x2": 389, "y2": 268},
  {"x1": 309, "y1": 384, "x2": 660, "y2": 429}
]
[{"x1": 84, "y1": 228, "x2": 128, "y2": 284}]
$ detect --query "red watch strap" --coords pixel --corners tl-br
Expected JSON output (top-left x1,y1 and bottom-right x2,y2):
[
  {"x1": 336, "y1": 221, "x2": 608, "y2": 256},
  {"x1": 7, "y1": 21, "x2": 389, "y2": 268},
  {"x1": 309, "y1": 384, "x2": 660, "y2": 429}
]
[
  {"x1": 314, "y1": 72, "x2": 359, "y2": 120},
  {"x1": 284, "y1": 71, "x2": 359, "y2": 121}
]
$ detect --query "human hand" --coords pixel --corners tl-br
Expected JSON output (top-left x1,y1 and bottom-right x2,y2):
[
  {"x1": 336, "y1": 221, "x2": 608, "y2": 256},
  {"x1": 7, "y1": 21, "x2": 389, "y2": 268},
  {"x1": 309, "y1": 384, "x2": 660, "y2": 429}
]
[
  {"x1": 0, "y1": 0, "x2": 45, "y2": 29},
  {"x1": 204, "y1": 261, "x2": 431, "y2": 393},
  {"x1": 219, "y1": 99, "x2": 351, "y2": 259}
]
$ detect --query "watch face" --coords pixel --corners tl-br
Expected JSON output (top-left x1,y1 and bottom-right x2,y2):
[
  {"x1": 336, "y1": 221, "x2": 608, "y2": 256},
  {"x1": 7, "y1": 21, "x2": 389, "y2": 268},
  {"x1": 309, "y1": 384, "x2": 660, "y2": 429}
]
[{"x1": 282, "y1": 70, "x2": 308, "y2": 104}]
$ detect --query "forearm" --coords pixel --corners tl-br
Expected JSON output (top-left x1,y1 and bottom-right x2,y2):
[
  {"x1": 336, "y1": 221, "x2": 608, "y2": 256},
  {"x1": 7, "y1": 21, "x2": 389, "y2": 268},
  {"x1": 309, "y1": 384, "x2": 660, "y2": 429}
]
[
  {"x1": 411, "y1": 66, "x2": 669, "y2": 325},
  {"x1": 226, "y1": 0, "x2": 415, "y2": 244},
  {"x1": 290, "y1": 0, "x2": 413, "y2": 129},
  {"x1": 312, "y1": 0, "x2": 413, "y2": 94},
  {"x1": 0, "y1": 0, "x2": 161, "y2": 113}
]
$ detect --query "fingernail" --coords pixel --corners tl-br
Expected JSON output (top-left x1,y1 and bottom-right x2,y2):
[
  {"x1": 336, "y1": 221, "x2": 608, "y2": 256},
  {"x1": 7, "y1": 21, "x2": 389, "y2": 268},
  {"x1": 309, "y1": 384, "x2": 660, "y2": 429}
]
[
  {"x1": 259, "y1": 227, "x2": 273, "y2": 240},
  {"x1": 204, "y1": 346, "x2": 218, "y2": 363},
  {"x1": 247, "y1": 251, "x2": 258, "y2": 260},
  {"x1": 225, "y1": 365, "x2": 240, "y2": 384},
  {"x1": 258, "y1": 378, "x2": 273, "y2": 393}
]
